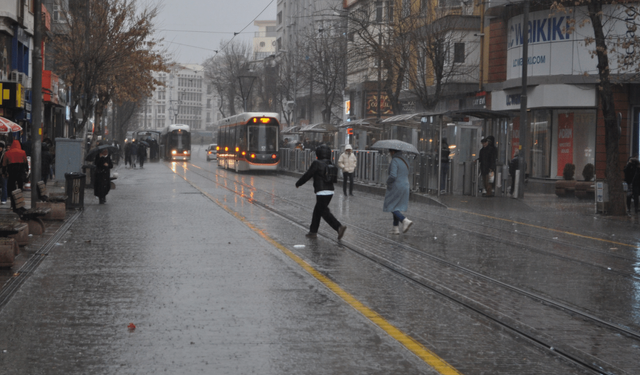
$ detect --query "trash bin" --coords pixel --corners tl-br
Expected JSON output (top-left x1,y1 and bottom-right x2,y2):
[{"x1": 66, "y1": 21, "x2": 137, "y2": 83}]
[{"x1": 65, "y1": 172, "x2": 86, "y2": 210}]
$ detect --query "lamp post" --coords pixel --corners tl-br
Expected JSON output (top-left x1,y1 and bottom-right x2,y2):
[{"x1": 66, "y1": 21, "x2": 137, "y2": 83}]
[{"x1": 238, "y1": 70, "x2": 257, "y2": 113}]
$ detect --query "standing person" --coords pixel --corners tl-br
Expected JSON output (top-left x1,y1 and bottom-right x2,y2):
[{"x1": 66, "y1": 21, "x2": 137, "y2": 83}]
[
  {"x1": 124, "y1": 141, "x2": 131, "y2": 168},
  {"x1": 0, "y1": 141, "x2": 6, "y2": 204},
  {"x1": 478, "y1": 136, "x2": 497, "y2": 197},
  {"x1": 624, "y1": 156, "x2": 640, "y2": 214},
  {"x1": 338, "y1": 144, "x2": 357, "y2": 196},
  {"x1": 383, "y1": 149, "x2": 413, "y2": 234},
  {"x1": 94, "y1": 148, "x2": 113, "y2": 204},
  {"x1": 2, "y1": 140, "x2": 28, "y2": 206},
  {"x1": 508, "y1": 150, "x2": 519, "y2": 196},
  {"x1": 295, "y1": 144, "x2": 347, "y2": 240},
  {"x1": 130, "y1": 140, "x2": 138, "y2": 168},
  {"x1": 138, "y1": 142, "x2": 146, "y2": 169},
  {"x1": 40, "y1": 143, "x2": 53, "y2": 185},
  {"x1": 440, "y1": 138, "x2": 450, "y2": 194}
]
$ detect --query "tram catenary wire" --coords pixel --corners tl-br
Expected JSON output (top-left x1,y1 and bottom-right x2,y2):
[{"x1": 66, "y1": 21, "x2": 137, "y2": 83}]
[
  {"x1": 181, "y1": 160, "x2": 640, "y2": 339},
  {"x1": 176, "y1": 160, "x2": 635, "y2": 375}
]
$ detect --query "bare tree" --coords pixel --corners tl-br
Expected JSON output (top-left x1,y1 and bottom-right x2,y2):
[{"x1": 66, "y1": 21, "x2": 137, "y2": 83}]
[
  {"x1": 53, "y1": 0, "x2": 167, "y2": 136},
  {"x1": 203, "y1": 41, "x2": 253, "y2": 118},
  {"x1": 552, "y1": 0, "x2": 640, "y2": 215}
]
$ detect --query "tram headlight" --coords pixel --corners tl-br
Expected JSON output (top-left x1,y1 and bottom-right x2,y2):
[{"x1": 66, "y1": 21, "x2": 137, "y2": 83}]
[
  {"x1": 183, "y1": 151, "x2": 188, "y2": 155},
  {"x1": 241, "y1": 151, "x2": 246, "y2": 156},
  {"x1": 171, "y1": 150, "x2": 177, "y2": 155},
  {"x1": 224, "y1": 147, "x2": 228, "y2": 151},
  {"x1": 235, "y1": 147, "x2": 239, "y2": 152},
  {"x1": 250, "y1": 153, "x2": 255, "y2": 158},
  {"x1": 272, "y1": 154, "x2": 277, "y2": 159},
  {"x1": 216, "y1": 146, "x2": 220, "y2": 151}
]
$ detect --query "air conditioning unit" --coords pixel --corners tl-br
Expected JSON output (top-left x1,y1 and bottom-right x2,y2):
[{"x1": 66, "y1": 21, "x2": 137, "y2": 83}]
[{"x1": 9, "y1": 71, "x2": 25, "y2": 85}]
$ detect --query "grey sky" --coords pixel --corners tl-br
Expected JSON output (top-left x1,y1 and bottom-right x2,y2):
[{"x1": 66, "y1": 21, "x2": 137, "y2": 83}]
[{"x1": 154, "y1": 0, "x2": 277, "y2": 65}]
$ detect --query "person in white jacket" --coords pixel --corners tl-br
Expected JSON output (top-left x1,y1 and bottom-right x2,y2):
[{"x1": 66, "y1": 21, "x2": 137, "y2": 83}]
[{"x1": 338, "y1": 144, "x2": 357, "y2": 196}]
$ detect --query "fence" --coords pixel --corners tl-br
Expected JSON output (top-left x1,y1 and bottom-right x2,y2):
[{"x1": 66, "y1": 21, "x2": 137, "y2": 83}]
[{"x1": 279, "y1": 148, "x2": 435, "y2": 193}]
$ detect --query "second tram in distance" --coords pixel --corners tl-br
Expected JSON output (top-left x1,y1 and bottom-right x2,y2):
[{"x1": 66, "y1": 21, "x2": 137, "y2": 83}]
[
  {"x1": 216, "y1": 112, "x2": 280, "y2": 172},
  {"x1": 160, "y1": 124, "x2": 191, "y2": 161}
]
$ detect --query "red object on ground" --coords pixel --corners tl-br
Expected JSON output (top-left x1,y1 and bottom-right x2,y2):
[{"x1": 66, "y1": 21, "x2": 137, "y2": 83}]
[{"x1": 128, "y1": 323, "x2": 136, "y2": 331}]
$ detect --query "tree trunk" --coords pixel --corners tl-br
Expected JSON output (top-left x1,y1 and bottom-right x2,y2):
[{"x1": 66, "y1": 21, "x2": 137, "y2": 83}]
[{"x1": 588, "y1": 1, "x2": 625, "y2": 215}]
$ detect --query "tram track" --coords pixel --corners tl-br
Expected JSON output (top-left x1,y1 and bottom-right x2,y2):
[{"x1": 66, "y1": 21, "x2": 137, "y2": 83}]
[{"x1": 180, "y1": 161, "x2": 640, "y2": 375}]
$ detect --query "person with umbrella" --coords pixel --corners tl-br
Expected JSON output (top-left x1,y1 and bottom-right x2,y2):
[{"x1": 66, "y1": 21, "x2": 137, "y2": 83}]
[
  {"x1": 130, "y1": 140, "x2": 138, "y2": 168},
  {"x1": 383, "y1": 148, "x2": 413, "y2": 234},
  {"x1": 2, "y1": 140, "x2": 28, "y2": 205},
  {"x1": 138, "y1": 141, "x2": 147, "y2": 169},
  {"x1": 94, "y1": 147, "x2": 113, "y2": 204}
]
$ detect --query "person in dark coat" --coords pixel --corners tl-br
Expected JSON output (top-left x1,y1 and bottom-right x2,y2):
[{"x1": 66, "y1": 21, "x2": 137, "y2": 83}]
[
  {"x1": 383, "y1": 149, "x2": 413, "y2": 234},
  {"x1": 124, "y1": 141, "x2": 131, "y2": 168},
  {"x1": 295, "y1": 144, "x2": 347, "y2": 240},
  {"x1": 440, "y1": 138, "x2": 450, "y2": 193},
  {"x1": 478, "y1": 136, "x2": 498, "y2": 197},
  {"x1": 2, "y1": 140, "x2": 28, "y2": 199},
  {"x1": 138, "y1": 142, "x2": 146, "y2": 168},
  {"x1": 41, "y1": 143, "x2": 53, "y2": 184},
  {"x1": 624, "y1": 157, "x2": 640, "y2": 213},
  {"x1": 130, "y1": 140, "x2": 138, "y2": 168},
  {"x1": 94, "y1": 148, "x2": 113, "y2": 204}
]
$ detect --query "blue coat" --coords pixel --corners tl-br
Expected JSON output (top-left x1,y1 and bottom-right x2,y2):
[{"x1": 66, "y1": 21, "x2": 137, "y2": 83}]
[{"x1": 383, "y1": 153, "x2": 410, "y2": 212}]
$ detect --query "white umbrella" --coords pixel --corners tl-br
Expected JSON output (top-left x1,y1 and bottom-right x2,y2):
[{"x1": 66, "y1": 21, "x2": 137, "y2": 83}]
[{"x1": 370, "y1": 139, "x2": 419, "y2": 154}]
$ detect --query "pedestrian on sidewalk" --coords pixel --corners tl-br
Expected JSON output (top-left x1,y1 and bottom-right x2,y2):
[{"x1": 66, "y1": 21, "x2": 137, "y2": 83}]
[
  {"x1": 295, "y1": 144, "x2": 347, "y2": 240},
  {"x1": 130, "y1": 140, "x2": 138, "y2": 168},
  {"x1": 624, "y1": 156, "x2": 639, "y2": 213},
  {"x1": 124, "y1": 141, "x2": 131, "y2": 168},
  {"x1": 0, "y1": 141, "x2": 7, "y2": 204},
  {"x1": 94, "y1": 147, "x2": 113, "y2": 204},
  {"x1": 338, "y1": 144, "x2": 357, "y2": 196},
  {"x1": 3, "y1": 140, "x2": 28, "y2": 202},
  {"x1": 138, "y1": 142, "x2": 146, "y2": 169},
  {"x1": 383, "y1": 149, "x2": 413, "y2": 234},
  {"x1": 478, "y1": 136, "x2": 497, "y2": 197}
]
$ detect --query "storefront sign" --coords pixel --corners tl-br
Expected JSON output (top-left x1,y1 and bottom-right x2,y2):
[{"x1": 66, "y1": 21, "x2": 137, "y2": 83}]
[
  {"x1": 557, "y1": 113, "x2": 574, "y2": 174},
  {"x1": 0, "y1": 82, "x2": 23, "y2": 108},
  {"x1": 365, "y1": 92, "x2": 393, "y2": 116},
  {"x1": 43, "y1": 70, "x2": 59, "y2": 104},
  {"x1": 507, "y1": 4, "x2": 640, "y2": 79}
]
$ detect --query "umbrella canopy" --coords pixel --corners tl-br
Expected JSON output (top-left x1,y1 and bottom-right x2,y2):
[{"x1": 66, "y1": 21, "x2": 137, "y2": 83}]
[
  {"x1": 85, "y1": 144, "x2": 119, "y2": 161},
  {"x1": 370, "y1": 139, "x2": 419, "y2": 154},
  {"x1": 0, "y1": 117, "x2": 22, "y2": 133},
  {"x1": 138, "y1": 140, "x2": 150, "y2": 147}
]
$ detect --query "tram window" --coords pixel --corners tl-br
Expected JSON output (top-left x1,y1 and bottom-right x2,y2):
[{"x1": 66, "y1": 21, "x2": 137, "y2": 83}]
[
  {"x1": 229, "y1": 127, "x2": 236, "y2": 149},
  {"x1": 237, "y1": 127, "x2": 247, "y2": 149},
  {"x1": 248, "y1": 126, "x2": 278, "y2": 152}
]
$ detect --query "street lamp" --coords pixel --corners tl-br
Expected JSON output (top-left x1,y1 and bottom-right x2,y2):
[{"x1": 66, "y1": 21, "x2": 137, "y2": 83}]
[{"x1": 238, "y1": 70, "x2": 257, "y2": 113}]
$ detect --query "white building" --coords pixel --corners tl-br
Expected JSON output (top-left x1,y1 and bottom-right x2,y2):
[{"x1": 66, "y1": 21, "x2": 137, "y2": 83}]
[{"x1": 137, "y1": 64, "x2": 216, "y2": 131}]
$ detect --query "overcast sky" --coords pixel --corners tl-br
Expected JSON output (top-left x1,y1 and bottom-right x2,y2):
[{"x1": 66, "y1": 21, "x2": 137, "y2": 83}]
[{"x1": 153, "y1": 0, "x2": 278, "y2": 65}]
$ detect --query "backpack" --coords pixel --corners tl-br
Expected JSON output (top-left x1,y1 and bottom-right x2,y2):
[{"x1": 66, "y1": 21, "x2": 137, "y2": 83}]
[{"x1": 322, "y1": 161, "x2": 339, "y2": 184}]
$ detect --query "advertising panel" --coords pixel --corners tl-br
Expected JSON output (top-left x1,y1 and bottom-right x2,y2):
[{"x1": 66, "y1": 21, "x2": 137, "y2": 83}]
[{"x1": 556, "y1": 113, "x2": 574, "y2": 174}]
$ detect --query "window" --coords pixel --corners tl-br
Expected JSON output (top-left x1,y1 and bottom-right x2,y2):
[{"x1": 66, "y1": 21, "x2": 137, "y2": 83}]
[
  {"x1": 387, "y1": 1, "x2": 394, "y2": 22},
  {"x1": 376, "y1": 2, "x2": 383, "y2": 23},
  {"x1": 454, "y1": 43, "x2": 465, "y2": 63},
  {"x1": 401, "y1": 0, "x2": 410, "y2": 18},
  {"x1": 278, "y1": 11, "x2": 282, "y2": 24}
]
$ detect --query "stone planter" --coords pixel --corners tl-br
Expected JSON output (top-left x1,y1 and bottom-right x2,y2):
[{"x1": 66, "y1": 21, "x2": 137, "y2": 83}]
[{"x1": 575, "y1": 181, "x2": 595, "y2": 200}]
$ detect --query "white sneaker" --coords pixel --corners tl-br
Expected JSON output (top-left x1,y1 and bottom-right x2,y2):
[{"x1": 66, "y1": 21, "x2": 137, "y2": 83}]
[
  {"x1": 402, "y1": 219, "x2": 413, "y2": 233},
  {"x1": 389, "y1": 226, "x2": 400, "y2": 235}
]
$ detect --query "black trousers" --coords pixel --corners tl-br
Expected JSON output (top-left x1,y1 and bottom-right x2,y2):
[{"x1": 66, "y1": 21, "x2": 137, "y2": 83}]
[
  {"x1": 310, "y1": 194, "x2": 341, "y2": 233},
  {"x1": 342, "y1": 172, "x2": 354, "y2": 194}
]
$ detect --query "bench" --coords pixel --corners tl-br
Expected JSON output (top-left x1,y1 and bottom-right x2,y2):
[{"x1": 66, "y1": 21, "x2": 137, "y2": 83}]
[
  {"x1": 11, "y1": 189, "x2": 51, "y2": 235},
  {"x1": 36, "y1": 181, "x2": 67, "y2": 220}
]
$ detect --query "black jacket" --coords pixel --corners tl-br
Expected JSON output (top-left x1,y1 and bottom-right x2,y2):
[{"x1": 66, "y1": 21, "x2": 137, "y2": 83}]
[
  {"x1": 624, "y1": 159, "x2": 640, "y2": 193},
  {"x1": 479, "y1": 139, "x2": 497, "y2": 175},
  {"x1": 296, "y1": 159, "x2": 335, "y2": 193}
]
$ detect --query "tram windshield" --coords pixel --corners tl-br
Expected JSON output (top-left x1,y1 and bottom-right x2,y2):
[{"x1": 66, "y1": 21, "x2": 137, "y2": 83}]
[
  {"x1": 169, "y1": 130, "x2": 191, "y2": 150},
  {"x1": 248, "y1": 125, "x2": 278, "y2": 152}
]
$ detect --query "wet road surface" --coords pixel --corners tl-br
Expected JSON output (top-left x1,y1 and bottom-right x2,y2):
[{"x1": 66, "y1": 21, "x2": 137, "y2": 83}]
[{"x1": 1, "y1": 146, "x2": 639, "y2": 374}]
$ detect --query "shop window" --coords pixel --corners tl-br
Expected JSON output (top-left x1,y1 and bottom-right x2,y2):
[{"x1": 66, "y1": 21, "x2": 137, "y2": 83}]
[
  {"x1": 552, "y1": 110, "x2": 596, "y2": 179},
  {"x1": 529, "y1": 110, "x2": 551, "y2": 178}
]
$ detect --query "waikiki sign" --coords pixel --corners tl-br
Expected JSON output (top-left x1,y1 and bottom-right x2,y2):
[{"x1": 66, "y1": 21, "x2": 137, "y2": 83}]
[{"x1": 507, "y1": 4, "x2": 640, "y2": 80}]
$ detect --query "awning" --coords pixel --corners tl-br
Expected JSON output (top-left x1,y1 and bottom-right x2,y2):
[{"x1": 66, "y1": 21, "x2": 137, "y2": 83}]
[
  {"x1": 299, "y1": 123, "x2": 338, "y2": 133},
  {"x1": 338, "y1": 118, "x2": 381, "y2": 131},
  {"x1": 444, "y1": 109, "x2": 514, "y2": 120},
  {"x1": 282, "y1": 125, "x2": 302, "y2": 134}
]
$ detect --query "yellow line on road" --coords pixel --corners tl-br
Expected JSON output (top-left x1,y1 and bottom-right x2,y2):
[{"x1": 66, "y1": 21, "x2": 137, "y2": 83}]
[
  {"x1": 173, "y1": 163, "x2": 462, "y2": 375},
  {"x1": 449, "y1": 208, "x2": 637, "y2": 248}
]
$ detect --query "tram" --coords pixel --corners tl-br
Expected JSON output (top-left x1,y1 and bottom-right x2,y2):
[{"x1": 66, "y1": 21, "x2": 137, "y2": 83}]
[
  {"x1": 216, "y1": 112, "x2": 280, "y2": 172},
  {"x1": 160, "y1": 124, "x2": 191, "y2": 161}
]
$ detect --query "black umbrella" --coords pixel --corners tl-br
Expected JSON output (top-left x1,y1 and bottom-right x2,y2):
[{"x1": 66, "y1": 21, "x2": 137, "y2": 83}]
[
  {"x1": 138, "y1": 140, "x2": 150, "y2": 147},
  {"x1": 85, "y1": 144, "x2": 118, "y2": 161}
]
